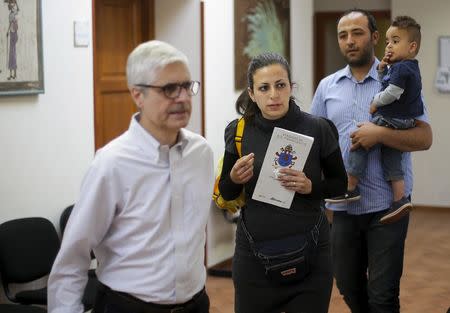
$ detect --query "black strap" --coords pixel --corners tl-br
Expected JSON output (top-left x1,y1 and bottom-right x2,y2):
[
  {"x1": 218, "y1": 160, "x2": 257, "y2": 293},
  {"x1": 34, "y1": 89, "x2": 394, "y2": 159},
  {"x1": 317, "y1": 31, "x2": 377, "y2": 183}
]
[{"x1": 240, "y1": 210, "x2": 324, "y2": 251}]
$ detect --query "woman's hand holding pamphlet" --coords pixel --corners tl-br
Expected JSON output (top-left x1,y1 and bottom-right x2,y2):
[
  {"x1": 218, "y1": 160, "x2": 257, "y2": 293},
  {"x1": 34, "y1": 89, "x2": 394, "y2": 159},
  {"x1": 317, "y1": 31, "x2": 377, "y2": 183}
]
[{"x1": 252, "y1": 127, "x2": 314, "y2": 209}]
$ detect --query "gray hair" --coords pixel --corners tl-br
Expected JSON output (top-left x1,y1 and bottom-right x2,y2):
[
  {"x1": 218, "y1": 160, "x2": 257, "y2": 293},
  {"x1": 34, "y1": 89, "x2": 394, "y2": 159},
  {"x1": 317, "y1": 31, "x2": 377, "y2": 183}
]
[{"x1": 126, "y1": 40, "x2": 189, "y2": 87}]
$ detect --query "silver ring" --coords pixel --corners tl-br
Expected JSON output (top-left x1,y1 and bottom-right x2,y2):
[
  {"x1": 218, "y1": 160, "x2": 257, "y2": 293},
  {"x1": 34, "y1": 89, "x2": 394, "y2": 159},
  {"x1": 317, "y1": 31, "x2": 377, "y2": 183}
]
[{"x1": 293, "y1": 182, "x2": 296, "y2": 186}]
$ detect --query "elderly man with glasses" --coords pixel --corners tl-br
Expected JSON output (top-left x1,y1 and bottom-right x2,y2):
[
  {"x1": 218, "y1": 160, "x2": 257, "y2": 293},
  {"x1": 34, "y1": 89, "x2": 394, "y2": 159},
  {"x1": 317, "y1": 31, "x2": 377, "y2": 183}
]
[{"x1": 48, "y1": 40, "x2": 214, "y2": 313}]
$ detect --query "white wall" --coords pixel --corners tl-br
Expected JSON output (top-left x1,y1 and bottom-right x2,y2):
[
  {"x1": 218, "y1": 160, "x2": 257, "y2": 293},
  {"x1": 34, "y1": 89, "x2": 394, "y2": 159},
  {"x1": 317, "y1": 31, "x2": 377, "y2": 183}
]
[
  {"x1": 392, "y1": 0, "x2": 450, "y2": 206},
  {"x1": 203, "y1": 0, "x2": 238, "y2": 267},
  {"x1": 291, "y1": 1, "x2": 314, "y2": 111},
  {"x1": 203, "y1": 0, "x2": 314, "y2": 267},
  {"x1": 155, "y1": 0, "x2": 202, "y2": 134},
  {"x1": 0, "y1": 0, "x2": 94, "y2": 227}
]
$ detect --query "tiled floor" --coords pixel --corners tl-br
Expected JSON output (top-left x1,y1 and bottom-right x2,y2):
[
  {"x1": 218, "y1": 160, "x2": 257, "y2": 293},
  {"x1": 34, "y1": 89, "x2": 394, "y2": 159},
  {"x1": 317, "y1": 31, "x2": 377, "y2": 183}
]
[{"x1": 207, "y1": 208, "x2": 450, "y2": 313}]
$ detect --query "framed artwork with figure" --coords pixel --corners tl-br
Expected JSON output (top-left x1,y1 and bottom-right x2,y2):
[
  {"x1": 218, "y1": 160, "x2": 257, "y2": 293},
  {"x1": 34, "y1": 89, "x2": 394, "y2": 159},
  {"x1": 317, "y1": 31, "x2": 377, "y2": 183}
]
[
  {"x1": 0, "y1": 0, "x2": 44, "y2": 96},
  {"x1": 234, "y1": 0, "x2": 290, "y2": 90}
]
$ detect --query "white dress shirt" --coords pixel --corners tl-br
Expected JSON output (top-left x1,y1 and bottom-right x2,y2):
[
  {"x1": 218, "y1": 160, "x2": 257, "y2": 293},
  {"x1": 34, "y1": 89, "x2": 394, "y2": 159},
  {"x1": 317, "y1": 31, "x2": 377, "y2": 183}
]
[{"x1": 48, "y1": 113, "x2": 214, "y2": 313}]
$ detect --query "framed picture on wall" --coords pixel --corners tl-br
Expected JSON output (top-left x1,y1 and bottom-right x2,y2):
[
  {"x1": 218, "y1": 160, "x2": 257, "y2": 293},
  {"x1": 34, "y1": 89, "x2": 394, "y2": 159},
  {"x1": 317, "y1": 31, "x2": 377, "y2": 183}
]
[
  {"x1": 0, "y1": 0, "x2": 44, "y2": 96},
  {"x1": 234, "y1": 0, "x2": 290, "y2": 90}
]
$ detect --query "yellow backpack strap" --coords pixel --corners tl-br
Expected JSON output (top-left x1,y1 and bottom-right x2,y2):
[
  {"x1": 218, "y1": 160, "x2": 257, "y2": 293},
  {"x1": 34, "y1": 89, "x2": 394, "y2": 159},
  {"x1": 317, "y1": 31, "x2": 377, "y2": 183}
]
[{"x1": 235, "y1": 117, "x2": 245, "y2": 157}]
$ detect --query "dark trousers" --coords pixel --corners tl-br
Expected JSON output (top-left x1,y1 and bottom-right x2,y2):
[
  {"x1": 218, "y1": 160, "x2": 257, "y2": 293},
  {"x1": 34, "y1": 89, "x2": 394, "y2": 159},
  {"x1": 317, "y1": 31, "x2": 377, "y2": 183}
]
[
  {"x1": 93, "y1": 282, "x2": 209, "y2": 313},
  {"x1": 331, "y1": 209, "x2": 409, "y2": 313}
]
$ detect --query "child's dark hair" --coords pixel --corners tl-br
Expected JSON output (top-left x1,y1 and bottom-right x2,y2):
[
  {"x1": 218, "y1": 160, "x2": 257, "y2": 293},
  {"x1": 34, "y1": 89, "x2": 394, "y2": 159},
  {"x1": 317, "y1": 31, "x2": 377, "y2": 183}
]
[
  {"x1": 235, "y1": 52, "x2": 294, "y2": 122},
  {"x1": 338, "y1": 9, "x2": 378, "y2": 34},
  {"x1": 392, "y1": 15, "x2": 421, "y2": 54}
]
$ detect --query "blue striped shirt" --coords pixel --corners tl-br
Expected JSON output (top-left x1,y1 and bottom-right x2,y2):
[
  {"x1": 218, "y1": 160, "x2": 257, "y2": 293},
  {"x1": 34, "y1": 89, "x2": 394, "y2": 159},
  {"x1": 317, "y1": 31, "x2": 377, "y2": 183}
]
[{"x1": 311, "y1": 60, "x2": 428, "y2": 215}]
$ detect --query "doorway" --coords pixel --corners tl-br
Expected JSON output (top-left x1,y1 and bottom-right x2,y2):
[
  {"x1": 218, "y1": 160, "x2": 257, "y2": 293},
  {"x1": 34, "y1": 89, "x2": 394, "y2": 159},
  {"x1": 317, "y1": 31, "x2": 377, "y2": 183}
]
[{"x1": 93, "y1": 0, "x2": 154, "y2": 150}]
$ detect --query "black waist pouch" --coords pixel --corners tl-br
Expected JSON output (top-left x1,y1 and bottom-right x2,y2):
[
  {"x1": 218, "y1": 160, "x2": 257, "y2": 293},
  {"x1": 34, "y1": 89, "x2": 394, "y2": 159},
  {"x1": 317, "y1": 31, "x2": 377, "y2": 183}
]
[{"x1": 241, "y1": 212, "x2": 323, "y2": 285}]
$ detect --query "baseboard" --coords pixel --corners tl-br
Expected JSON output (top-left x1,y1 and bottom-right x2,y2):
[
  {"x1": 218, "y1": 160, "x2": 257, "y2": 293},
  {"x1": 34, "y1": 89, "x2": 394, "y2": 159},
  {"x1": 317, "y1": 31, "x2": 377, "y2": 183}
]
[
  {"x1": 413, "y1": 205, "x2": 450, "y2": 212},
  {"x1": 207, "y1": 258, "x2": 233, "y2": 278}
]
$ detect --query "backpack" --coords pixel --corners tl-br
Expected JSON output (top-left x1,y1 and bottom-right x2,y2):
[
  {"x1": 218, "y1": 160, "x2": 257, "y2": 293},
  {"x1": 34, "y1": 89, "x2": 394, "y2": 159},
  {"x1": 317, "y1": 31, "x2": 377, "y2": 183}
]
[{"x1": 212, "y1": 118, "x2": 246, "y2": 213}]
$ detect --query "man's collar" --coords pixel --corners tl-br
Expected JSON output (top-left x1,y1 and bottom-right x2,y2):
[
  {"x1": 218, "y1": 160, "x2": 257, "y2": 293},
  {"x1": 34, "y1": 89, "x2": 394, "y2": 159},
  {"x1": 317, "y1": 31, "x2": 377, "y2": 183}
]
[
  {"x1": 337, "y1": 58, "x2": 380, "y2": 82},
  {"x1": 130, "y1": 113, "x2": 189, "y2": 160},
  {"x1": 176, "y1": 128, "x2": 189, "y2": 151}
]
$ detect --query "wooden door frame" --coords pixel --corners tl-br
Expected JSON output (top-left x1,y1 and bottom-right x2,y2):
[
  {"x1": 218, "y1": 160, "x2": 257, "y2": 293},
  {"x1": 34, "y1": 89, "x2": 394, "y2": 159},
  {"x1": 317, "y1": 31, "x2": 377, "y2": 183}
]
[
  {"x1": 200, "y1": 1, "x2": 205, "y2": 137},
  {"x1": 92, "y1": 0, "x2": 154, "y2": 150},
  {"x1": 92, "y1": 0, "x2": 97, "y2": 150}
]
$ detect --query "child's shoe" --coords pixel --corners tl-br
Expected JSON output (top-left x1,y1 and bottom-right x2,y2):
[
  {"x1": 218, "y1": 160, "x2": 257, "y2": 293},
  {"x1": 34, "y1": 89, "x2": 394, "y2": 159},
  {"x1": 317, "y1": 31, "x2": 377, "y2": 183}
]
[
  {"x1": 379, "y1": 196, "x2": 412, "y2": 224},
  {"x1": 325, "y1": 187, "x2": 361, "y2": 203}
]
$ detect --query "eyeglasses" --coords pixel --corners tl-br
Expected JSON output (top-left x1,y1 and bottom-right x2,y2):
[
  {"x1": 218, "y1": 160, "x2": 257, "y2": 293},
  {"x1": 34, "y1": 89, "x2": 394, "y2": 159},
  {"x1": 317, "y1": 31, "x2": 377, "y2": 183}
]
[{"x1": 135, "y1": 80, "x2": 200, "y2": 99}]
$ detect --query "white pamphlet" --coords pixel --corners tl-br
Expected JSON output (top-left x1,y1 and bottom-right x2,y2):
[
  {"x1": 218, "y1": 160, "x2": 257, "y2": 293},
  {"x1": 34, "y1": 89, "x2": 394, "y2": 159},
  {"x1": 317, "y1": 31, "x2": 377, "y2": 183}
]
[{"x1": 252, "y1": 127, "x2": 314, "y2": 209}]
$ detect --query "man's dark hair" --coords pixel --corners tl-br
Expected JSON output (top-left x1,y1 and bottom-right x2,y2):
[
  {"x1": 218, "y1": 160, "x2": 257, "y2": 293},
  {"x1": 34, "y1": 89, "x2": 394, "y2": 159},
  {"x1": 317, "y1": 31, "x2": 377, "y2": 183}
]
[
  {"x1": 338, "y1": 9, "x2": 378, "y2": 34},
  {"x1": 392, "y1": 15, "x2": 421, "y2": 54}
]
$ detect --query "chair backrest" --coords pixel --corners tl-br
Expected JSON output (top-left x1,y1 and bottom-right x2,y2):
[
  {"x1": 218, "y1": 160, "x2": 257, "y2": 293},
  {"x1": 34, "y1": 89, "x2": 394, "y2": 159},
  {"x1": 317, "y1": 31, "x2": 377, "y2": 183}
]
[
  {"x1": 59, "y1": 204, "x2": 98, "y2": 311},
  {"x1": 0, "y1": 217, "x2": 60, "y2": 284},
  {"x1": 59, "y1": 204, "x2": 96, "y2": 260},
  {"x1": 59, "y1": 204, "x2": 74, "y2": 236}
]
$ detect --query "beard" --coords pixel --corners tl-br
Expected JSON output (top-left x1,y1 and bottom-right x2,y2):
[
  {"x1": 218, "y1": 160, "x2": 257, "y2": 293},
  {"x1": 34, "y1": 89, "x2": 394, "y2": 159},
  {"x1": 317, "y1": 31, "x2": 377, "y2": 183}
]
[{"x1": 344, "y1": 43, "x2": 374, "y2": 67}]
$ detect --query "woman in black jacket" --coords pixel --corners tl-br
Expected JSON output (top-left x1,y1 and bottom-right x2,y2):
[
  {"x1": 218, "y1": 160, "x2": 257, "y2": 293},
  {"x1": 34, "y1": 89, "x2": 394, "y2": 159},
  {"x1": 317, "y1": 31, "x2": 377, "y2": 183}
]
[{"x1": 219, "y1": 52, "x2": 347, "y2": 313}]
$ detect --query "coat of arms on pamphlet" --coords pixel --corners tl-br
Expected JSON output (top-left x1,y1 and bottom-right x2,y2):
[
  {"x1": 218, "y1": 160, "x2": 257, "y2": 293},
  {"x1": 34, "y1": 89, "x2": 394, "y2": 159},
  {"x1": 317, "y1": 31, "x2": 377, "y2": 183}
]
[{"x1": 252, "y1": 127, "x2": 314, "y2": 209}]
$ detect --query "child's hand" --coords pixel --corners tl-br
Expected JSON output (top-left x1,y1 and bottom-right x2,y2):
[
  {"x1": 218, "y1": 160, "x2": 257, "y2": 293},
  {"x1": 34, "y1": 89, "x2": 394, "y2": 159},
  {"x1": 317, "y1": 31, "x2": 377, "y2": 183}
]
[
  {"x1": 378, "y1": 52, "x2": 392, "y2": 71},
  {"x1": 230, "y1": 153, "x2": 254, "y2": 184},
  {"x1": 369, "y1": 103, "x2": 377, "y2": 114}
]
